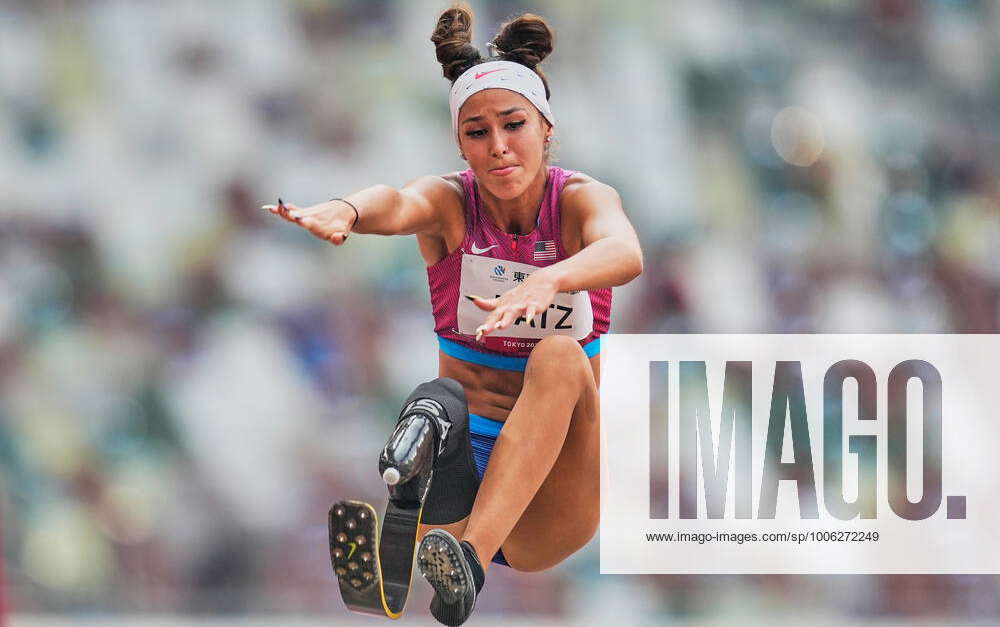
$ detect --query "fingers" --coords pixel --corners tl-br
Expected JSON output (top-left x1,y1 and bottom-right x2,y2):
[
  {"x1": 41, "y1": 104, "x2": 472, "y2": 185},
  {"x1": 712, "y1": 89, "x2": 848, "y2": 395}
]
[
  {"x1": 473, "y1": 297, "x2": 505, "y2": 341},
  {"x1": 465, "y1": 294, "x2": 496, "y2": 311},
  {"x1": 264, "y1": 199, "x2": 351, "y2": 245},
  {"x1": 327, "y1": 231, "x2": 349, "y2": 246},
  {"x1": 299, "y1": 215, "x2": 349, "y2": 246},
  {"x1": 264, "y1": 199, "x2": 302, "y2": 224},
  {"x1": 475, "y1": 301, "x2": 534, "y2": 341},
  {"x1": 524, "y1": 304, "x2": 537, "y2": 326},
  {"x1": 277, "y1": 198, "x2": 298, "y2": 223},
  {"x1": 495, "y1": 306, "x2": 522, "y2": 331}
]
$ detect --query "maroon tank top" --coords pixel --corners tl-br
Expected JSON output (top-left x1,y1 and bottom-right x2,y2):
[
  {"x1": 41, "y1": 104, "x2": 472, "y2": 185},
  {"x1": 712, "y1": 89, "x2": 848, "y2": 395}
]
[{"x1": 426, "y1": 165, "x2": 612, "y2": 366}]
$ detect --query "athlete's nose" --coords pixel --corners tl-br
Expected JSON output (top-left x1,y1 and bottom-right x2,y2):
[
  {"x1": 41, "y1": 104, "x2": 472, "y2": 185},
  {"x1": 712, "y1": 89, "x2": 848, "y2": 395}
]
[{"x1": 489, "y1": 135, "x2": 508, "y2": 157}]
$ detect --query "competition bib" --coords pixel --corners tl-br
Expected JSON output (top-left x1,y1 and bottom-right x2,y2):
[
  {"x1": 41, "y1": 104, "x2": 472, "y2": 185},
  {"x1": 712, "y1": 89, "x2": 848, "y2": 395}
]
[{"x1": 457, "y1": 253, "x2": 593, "y2": 341}]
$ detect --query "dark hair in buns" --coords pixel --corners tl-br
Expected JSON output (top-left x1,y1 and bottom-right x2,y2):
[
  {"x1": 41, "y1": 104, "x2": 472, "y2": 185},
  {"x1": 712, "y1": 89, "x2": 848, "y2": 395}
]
[
  {"x1": 431, "y1": 4, "x2": 554, "y2": 100},
  {"x1": 490, "y1": 12, "x2": 553, "y2": 99},
  {"x1": 430, "y1": 3, "x2": 483, "y2": 82}
]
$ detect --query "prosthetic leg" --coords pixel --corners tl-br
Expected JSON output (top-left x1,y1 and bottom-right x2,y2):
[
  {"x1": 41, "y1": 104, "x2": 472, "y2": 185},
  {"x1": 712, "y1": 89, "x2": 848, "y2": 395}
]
[{"x1": 329, "y1": 378, "x2": 478, "y2": 619}]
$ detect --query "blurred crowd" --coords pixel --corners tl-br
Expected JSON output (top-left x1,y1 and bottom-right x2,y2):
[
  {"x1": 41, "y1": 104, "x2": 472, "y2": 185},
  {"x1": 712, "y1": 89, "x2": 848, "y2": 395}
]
[{"x1": 2, "y1": 0, "x2": 999, "y2": 622}]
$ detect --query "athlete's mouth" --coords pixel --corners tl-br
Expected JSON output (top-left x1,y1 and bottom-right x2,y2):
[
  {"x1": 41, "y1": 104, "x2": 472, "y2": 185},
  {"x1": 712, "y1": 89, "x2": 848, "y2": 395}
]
[{"x1": 490, "y1": 165, "x2": 518, "y2": 175}]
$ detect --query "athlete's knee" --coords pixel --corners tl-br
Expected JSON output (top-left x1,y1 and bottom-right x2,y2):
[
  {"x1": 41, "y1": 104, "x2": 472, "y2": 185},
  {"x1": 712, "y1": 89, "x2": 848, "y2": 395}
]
[
  {"x1": 506, "y1": 552, "x2": 558, "y2": 573},
  {"x1": 532, "y1": 334, "x2": 585, "y2": 357},
  {"x1": 505, "y1": 521, "x2": 598, "y2": 573},
  {"x1": 578, "y1": 512, "x2": 600, "y2": 547},
  {"x1": 564, "y1": 509, "x2": 600, "y2": 555},
  {"x1": 526, "y1": 335, "x2": 589, "y2": 378}
]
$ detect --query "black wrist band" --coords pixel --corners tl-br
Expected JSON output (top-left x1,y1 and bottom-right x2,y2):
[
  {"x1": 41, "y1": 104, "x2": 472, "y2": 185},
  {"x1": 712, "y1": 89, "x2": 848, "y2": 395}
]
[{"x1": 332, "y1": 198, "x2": 360, "y2": 230}]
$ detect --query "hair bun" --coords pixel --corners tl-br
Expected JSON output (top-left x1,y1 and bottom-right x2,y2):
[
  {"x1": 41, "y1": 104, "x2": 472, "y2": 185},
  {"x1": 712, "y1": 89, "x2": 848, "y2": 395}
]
[
  {"x1": 431, "y1": 3, "x2": 484, "y2": 82},
  {"x1": 491, "y1": 13, "x2": 554, "y2": 70}
]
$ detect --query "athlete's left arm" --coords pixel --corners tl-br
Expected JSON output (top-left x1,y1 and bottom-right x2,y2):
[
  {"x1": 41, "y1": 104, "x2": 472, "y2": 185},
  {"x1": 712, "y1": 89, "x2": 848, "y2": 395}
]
[
  {"x1": 545, "y1": 180, "x2": 644, "y2": 293},
  {"x1": 471, "y1": 181, "x2": 643, "y2": 337}
]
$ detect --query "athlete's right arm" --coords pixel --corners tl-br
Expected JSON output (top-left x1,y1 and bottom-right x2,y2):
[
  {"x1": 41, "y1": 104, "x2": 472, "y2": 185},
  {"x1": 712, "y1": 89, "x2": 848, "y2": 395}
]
[{"x1": 267, "y1": 176, "x2": 456, "y2": 244}]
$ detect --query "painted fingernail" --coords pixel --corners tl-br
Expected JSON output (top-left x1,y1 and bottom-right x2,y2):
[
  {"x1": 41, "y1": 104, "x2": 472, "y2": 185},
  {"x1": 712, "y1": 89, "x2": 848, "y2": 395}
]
[
  {"x1": 277, "y1": 197, "x2": 284, "y2": 206},
  {"x1": 465, "y1": 295, "x2": 477, "y2": 302},
  {"x1": 526, "y1": 313, "x2": 533, "y2": 325}
]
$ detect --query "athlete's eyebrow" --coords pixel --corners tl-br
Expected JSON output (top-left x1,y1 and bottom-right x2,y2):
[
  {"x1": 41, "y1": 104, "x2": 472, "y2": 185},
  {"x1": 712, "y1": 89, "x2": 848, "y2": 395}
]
[{"x1": 461, "y1": 107, "x2": 526, "y2": 125}]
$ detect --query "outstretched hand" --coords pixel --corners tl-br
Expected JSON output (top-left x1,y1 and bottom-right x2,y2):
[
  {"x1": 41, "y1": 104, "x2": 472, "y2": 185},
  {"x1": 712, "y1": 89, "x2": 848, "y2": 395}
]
[
  {"x1": 263, "y1": 198, "x2": 355, "y2": 246},
  {"x1": 467, "y1": 270, "x2": 559, "y2": 342}
]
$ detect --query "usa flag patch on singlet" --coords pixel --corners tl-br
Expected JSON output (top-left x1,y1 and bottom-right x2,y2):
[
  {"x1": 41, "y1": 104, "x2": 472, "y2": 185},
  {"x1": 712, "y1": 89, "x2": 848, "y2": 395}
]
[{"x1": 533, "y1": 240, "x2": 557, "y2": 261}]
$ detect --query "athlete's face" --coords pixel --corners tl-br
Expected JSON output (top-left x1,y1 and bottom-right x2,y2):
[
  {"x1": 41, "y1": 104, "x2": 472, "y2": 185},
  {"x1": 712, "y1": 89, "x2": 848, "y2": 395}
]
[{"x1": 456, "y1": 89, "x2": 553, "y2": 199}]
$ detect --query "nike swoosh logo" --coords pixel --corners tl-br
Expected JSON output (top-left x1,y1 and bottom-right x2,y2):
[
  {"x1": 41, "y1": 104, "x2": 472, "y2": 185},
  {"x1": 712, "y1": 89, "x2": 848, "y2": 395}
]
[
  {"x1": 475, "y1": 69, "x2": 505, "y2": 80},
  {"x1": 471, "y1": 243, "x2": 499, "y2": 254}
]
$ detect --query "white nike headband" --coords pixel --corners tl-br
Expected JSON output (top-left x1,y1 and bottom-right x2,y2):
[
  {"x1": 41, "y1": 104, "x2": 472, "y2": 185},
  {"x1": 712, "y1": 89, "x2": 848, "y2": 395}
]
[{"x1": 448, "y1": 60, "x2": 555, "y2": 142}]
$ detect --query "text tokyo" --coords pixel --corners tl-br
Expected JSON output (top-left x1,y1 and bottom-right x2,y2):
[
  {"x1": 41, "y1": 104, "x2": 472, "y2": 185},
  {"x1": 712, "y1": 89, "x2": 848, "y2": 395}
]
[{"x1": 648, "y1": 360, "x2": 966, "y2": 521}]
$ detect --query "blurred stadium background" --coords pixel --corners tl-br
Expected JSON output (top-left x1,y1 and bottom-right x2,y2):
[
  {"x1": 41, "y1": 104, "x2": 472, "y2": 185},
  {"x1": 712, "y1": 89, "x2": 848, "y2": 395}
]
[{"x1": 2, "y1": 0, "x2": 1000, "y2": 624}]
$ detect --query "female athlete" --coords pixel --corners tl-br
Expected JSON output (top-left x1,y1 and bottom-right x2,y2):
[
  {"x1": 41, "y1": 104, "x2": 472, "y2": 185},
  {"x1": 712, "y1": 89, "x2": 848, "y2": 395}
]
[{"x1": 268, "y1": 4, "x2": 642, "y2": 625}]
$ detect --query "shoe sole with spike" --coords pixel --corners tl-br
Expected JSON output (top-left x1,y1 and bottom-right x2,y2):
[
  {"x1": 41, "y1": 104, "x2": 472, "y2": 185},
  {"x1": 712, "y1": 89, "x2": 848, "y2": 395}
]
[{"x1": 417, "y1": 530, "x2": 476, "y2": 626}]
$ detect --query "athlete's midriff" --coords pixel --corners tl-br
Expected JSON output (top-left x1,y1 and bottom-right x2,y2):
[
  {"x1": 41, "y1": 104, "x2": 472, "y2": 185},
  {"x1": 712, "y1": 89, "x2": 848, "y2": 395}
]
[{"x1": 438, "y1": 350, "x2": 600, "y2": 423}]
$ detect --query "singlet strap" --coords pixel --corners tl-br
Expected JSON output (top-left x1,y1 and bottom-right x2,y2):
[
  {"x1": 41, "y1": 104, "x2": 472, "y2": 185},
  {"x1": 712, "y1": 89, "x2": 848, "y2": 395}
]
[
  {"x1": 546, "y1": 166, "x2": 576, "y2": 258},
  {"x1": 543, "y1": 167, "x2": 562, "y2": 228}
]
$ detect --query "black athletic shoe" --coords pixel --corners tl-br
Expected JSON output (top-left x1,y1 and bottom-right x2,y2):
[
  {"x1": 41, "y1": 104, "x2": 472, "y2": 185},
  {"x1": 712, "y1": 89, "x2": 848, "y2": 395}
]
[{"x1": 417, "y1": 530, "x2": 484, "y2": 626}]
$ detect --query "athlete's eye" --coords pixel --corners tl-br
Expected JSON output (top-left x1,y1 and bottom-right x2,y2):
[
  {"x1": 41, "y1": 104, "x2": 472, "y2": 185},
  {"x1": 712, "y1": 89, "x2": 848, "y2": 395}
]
[
  {"x1": 465, "y1": 129, "x2": 487, "y2": 138},
  {"x1": 506, "y1": 120, "x2": 526, "y2": 130}
]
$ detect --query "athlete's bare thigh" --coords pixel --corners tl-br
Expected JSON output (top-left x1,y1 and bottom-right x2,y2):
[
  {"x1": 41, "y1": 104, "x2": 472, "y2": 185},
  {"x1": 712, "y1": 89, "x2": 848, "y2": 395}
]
[{"x1": 416, "y1": 349, "x2": 601, "y2": 556}]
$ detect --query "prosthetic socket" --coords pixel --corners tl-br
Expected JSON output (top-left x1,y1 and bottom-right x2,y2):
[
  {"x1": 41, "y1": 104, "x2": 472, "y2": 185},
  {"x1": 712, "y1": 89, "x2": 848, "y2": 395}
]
[{"x1": 378, "y1": 378, "x2": 480, "y2": 524}]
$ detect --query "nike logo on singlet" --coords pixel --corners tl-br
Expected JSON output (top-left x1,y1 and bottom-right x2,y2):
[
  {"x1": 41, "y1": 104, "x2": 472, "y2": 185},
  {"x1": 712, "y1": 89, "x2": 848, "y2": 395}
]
[{"x1": 470, "y1": 243, "x2": 499, "y2": 254}]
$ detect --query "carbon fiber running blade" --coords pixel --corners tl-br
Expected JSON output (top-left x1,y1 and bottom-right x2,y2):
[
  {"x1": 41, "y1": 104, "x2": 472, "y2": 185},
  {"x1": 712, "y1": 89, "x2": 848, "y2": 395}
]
[{"x1": 329, "y1": 499, "x2": 423, "y2": 619}]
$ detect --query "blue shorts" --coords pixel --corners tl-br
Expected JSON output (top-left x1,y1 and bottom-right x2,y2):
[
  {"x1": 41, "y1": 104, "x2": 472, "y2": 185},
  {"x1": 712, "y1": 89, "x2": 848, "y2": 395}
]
[{"x1": 469, "y1": 413, "x2": 511, "y2": 568}]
